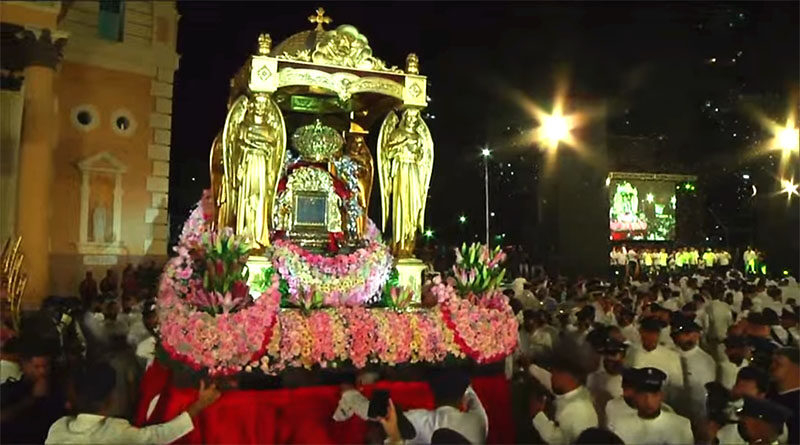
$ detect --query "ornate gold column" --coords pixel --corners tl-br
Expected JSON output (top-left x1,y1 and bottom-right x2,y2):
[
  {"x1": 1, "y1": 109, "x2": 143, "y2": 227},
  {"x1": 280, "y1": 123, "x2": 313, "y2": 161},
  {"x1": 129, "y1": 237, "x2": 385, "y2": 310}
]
[{"x1": 14, "y1": 29, "x2": 65, "y2": 307}]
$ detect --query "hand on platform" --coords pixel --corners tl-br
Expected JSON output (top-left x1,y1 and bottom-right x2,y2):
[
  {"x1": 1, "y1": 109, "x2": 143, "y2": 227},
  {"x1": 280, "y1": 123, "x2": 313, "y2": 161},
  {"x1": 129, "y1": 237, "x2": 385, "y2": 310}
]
[
  {"x1": 378, "y1": 399, "x2": 403, "y2": 444},
  {"x1": 187, "y1": 380, "x2": 221, "y2": 418}
]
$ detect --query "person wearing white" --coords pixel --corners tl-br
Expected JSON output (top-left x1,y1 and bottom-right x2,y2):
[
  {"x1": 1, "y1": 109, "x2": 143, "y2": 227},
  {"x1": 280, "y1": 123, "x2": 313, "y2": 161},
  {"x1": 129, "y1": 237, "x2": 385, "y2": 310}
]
[
  {"x1": 45, "y1": 363, "x2": 220, "y2": 444},
  {"x1": 587, "y1": 338, "x2": 626, "y2": 423},
  {"x1": 608, "y1": 367, "x2": 694, "y2": 445},
  {"x1": 529, "y1": 361, "x2": 598, "y2": 444},
  {"x1": 715, "y1": 367, "x2": 789, "y2": 445},
  {"x1": 672, "y1": 319, "x2": 716, "y2": 425},
  {"x1": 0, "y1": 358, "x2": 21, "y2": 384},
  {"x1": 706, "y1": 293, "x2": 734, "y2": 346},
  {"x1": 717, "y1": 335, "x2": 751, "y2": 390},
  {"x1": 604, "y1": 368, "x2": 677, "y2": 428},
  {"x1": 333, "y1": 370, "x2": 487, "y2": 445},
  {"x1": 625, "y1": 317, "x2": 684, "y2": 406}
]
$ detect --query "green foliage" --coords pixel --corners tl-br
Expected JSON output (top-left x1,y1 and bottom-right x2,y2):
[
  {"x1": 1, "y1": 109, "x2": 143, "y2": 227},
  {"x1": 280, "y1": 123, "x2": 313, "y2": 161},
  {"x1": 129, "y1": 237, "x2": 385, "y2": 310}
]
[{"x1": 452, "y1": 242, "x2": 507, "y2": 297}]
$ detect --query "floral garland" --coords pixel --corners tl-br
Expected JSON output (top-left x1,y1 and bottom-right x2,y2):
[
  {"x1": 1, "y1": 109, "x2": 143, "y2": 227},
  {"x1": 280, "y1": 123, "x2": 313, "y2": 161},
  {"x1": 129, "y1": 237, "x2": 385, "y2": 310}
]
[
  {"x1": 268, "y1": 220, "x2": 394, "y2": 307},
  {"x1": 157, "y1": 195, "x2": 518, "y2": 376},
  {"x1": 248, "y1": 282, "x2": 516, "y2": 373},
  {"x1": 158, "y1": 264, "x2": 282, "y2": 375}
]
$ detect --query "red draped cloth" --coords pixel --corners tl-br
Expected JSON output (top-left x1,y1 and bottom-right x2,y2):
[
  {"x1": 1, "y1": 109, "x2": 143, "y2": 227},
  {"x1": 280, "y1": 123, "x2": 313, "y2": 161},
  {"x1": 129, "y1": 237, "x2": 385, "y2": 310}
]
[{"x1": 136, "y1": 361, "x2": 514, "y2": 444}]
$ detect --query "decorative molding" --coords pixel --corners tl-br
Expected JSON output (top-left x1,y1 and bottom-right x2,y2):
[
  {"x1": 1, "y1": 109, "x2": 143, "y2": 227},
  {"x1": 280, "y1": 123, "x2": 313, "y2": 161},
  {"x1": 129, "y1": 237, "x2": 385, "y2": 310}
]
[
  {"x1": 76, "y1": 151, "x2": 126, "y2": 254},
  {"x1": 109, "y1": 108, "x2": 138, "y2": 137},
  {"x1": 69, "y1": 103, "x2": 99, "y2": 132}
]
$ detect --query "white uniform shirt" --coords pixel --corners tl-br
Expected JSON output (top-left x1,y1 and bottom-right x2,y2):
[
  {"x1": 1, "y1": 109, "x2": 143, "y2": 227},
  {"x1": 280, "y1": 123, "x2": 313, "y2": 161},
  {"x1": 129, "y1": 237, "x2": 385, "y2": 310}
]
[
  {"x1": 626, "y1": 345, "x2": 684, "y2": 405},
  {"x1": 676, "y1": 346, "x2": 716, "y2": 423},
  {"x1": 620, "y1": 324, "x2": 641, "y2": 345},
  {"x1": 0, "y1": 359, "x2": 22, "y2": 384},
  {"x1": 604, "y1": 396, "x2": 635, "y2": 428},
  {"x1": 45, "y1": 412, "x2": 194, "y2": 444},
  {"x1": 334, "y1": 387, "x2": 487, "y2": 445},
  {"x1": 532, "y1": 386, "x2": 598, "y2": 445},
  {"x1": 586, "y1": 364, "x2": 622, "y2": 423},
  {"x1": 717, "y1": 358, "x2": 747, "y2": 391},
  {"x1": 405, "y1": 391, "x2": 487, "y2": 445},
  {"x1": 609, "y1": 409, "x2": 694, "y2": 445},
  {"x1": 707, "y1": 300, "x2": 734, "y2": 341}
]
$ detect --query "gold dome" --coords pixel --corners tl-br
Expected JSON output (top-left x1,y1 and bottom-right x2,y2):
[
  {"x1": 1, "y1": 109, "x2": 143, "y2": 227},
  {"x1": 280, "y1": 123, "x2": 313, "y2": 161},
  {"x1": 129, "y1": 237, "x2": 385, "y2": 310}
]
[{"x1": 270, "y1": 29, "x2": 324, "y2": 59}]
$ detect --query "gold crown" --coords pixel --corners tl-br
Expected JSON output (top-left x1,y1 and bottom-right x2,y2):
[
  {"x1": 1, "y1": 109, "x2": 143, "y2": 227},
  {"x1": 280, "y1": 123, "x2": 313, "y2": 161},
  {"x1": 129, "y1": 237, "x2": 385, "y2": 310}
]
[{"x1": 291, "y1": 119, "x2": 344, "y2": 161}]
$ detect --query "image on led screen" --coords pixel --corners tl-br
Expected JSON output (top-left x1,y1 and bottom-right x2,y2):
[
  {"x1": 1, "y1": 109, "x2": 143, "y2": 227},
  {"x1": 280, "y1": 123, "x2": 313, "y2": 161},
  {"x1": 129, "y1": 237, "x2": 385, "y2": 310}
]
[{"x1": 609, "y1": 179, "x2": 676, "y2": 241}]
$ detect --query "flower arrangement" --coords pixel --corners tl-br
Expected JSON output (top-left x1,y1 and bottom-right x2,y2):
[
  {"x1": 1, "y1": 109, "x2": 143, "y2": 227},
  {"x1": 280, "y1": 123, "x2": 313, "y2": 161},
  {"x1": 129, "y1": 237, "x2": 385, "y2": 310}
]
[
  {"x1": 452, "y1": 243, "x2": 507, "y2": 298},
  {"x1": 268, "y1": 222, "x2": 394, "y2": 307},
  {"x1": 158, "y1": 258, "x2": 282, "y2": 375},
  {"x1": 157, "y1": 195, "x2": 518, "y2": 377}
]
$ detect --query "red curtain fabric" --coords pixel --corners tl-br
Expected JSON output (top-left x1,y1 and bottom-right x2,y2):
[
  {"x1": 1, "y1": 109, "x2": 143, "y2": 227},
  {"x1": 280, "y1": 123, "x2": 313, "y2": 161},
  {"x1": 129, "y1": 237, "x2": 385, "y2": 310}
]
[{"x1": 136, "y1": 361, "x2": 514, "y2": 444}]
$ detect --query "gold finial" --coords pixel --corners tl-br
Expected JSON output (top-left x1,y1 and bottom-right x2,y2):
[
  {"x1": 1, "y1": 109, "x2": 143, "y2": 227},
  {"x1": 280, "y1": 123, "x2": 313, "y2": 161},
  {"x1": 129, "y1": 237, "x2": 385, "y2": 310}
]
[
  {"x1": 257, "y1": 33, "x2": 272, "y2": 55},
  {"x1": 406, "y1": 53, "x2": 419, "y2": 74},
  {"x1": 308, "y1": 7, "x2": 332, "y2": 31}
]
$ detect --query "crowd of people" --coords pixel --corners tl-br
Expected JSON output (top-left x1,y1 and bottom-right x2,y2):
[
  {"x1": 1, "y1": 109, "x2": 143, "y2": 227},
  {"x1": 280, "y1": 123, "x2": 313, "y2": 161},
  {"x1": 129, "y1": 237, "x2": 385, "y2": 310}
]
[
  {"x1": 498, "y1": 267, "x2": 799, "y2": 444},
  {"x1": 2, "y1": 251, "x2": 799, "y2": 444},
  {"x1": 330, "y1": 265, "x2": 799, "y2": 444},
  {"x1": 0, "y1": 260, "x2": 222, "y2": 444},
  {"x1": 609, "y1": 246, "x2": 769, "y2": 279}
]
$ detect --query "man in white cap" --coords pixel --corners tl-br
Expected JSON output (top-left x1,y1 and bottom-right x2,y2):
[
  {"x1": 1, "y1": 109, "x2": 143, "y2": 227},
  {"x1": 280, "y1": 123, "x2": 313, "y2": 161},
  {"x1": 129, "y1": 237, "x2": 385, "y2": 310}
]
[{"x1": 608, "y1": 367, "x2": 693, "y2": 444}]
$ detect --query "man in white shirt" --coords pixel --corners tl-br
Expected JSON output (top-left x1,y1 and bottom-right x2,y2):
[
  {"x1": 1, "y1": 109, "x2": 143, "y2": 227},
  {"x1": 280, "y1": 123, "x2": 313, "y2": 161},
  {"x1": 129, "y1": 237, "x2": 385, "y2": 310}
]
[
  {"x1": 528, "y1": 358, "x2": 598, "y2": 444},
  {"x1": 671, "y1": 318, "x2": 716, "y2": 425},
  {"x1": 717, "y1": 335, "x2": 752, "y2": 390},
  {"x1": 46, "y1": 363, "x2": 220, "y2": 444},
  {"x1": 608, "y1": 367, "x2": 694, "y2": 445},
  {"x1": 616, "y1": 307, "x2": 640, "y2": 345},
  {"x1": 625, "y1": 317, "x2": 684, "y2": 406},
  {"x1": 587, "y1": 337, "x2": 626, "y2": 423},
  {"x1": 706, "y1": 290, "x2": 734, "y2": 350},
  {"x1": 714, "y1": 366, "x2": 779, "y2": 444},
  {"x1": 334, "y1": 370, "x2": 488, "y2": 445}
]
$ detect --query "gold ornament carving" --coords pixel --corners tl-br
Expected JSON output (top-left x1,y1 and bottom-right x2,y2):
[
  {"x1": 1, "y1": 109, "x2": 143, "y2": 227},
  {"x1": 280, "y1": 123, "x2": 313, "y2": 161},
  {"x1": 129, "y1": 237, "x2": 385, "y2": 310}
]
[
  {"x1": 273, "y1": 167, "x2": 342, "y2": 234},
  {"x1": 345, "y1": 132, "x2": 374, "y2": 236},
  {"x1": 1, "y1": 237, "x2": 27, "y2": 331},
  {"x1": 219, "y1": 93, "x2": 287, "y2": 247},
  {"x1": 378, "y1": 109, "x2": 434, "y2": 257},
  {"x1": 277, "y1": 68, "x2": 404, "y2": 101}
]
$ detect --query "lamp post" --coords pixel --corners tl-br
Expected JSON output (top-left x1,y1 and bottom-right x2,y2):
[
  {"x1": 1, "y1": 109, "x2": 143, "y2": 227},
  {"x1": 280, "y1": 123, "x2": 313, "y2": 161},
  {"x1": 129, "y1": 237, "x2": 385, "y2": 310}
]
[{"x1": 481, "y1": 147, "x2": 491, "y2": 246}]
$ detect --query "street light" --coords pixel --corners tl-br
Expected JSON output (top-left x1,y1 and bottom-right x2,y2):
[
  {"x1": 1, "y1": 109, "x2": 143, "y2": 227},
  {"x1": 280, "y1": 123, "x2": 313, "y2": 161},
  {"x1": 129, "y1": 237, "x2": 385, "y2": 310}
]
[
  {"x1": 458, "y1": 215, "x2": 467, "y2": 224},
  {"x1": 480, "y1": 147, "x2": 491, "y2": 246},
  {"x1": 541, "y1": 112, "x2": 570, "y2": 150}
]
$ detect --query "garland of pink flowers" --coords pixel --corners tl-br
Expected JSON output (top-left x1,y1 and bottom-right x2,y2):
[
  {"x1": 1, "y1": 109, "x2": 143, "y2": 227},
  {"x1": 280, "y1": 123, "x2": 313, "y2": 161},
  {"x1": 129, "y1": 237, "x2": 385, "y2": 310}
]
[
  {"x1": 157, "y1": 195, "x2": 518, "y2": 376},
  {"x1": 269, "y1": 221, "x2": 394, "y2": 306},
  {"x1": 158, "y1": 261, "x2": 282, "y2": 376}
]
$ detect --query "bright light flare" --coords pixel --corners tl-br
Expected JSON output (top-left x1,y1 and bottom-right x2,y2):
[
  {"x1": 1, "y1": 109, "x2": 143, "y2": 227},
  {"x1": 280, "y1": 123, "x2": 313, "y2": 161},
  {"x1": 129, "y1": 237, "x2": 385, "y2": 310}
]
[
  {"x1": 776, "y1": 124, "x2": 799, "y2": 153},
  {"x1": 780, "y1": 178, "x2": 799, "y2": 199},
  {"x1": 646, "y1": 193, "x2": 654, "y2": 203},
  {"x1": 480, "y1": 147, "x2": 491, "y2": 157}
]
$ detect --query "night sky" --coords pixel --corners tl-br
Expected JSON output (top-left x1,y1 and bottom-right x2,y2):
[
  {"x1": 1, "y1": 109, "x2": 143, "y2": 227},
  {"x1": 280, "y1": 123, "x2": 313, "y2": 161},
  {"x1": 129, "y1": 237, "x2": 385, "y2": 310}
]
[{"x1": 170, "y1": 2, "x2": 798, "y2": 250}]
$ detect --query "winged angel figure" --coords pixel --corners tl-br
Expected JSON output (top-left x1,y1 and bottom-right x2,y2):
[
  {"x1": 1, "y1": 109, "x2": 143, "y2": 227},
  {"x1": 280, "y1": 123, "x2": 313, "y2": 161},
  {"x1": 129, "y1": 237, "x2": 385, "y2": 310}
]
[
  {"x1": 377, "y1": 109, "x2": 434, "y2": 257},
  {"x1": 219, "y1": 93, "x2": 286, "y2": 247}
]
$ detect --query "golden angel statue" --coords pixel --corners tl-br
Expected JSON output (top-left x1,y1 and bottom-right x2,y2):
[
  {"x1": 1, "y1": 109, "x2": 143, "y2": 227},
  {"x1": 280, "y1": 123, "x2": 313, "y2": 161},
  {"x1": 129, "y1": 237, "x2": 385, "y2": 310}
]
[
  {"x1": 345, "y1": 132, "x2": 374, "y2": 237},
  {"x1": 219, "y1": 93, "x2": 286, "y2": 247},
  {"x1": 378, "y1": 108, "x2": 434, "y2": 257}
]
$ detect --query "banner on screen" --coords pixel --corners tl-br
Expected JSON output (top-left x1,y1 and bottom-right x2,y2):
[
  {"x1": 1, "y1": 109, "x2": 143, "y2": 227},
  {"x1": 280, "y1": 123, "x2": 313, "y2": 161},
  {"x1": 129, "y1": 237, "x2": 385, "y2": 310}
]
[{"x1": 609, "y1": 177, "x2": 677, "y2": 241}]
